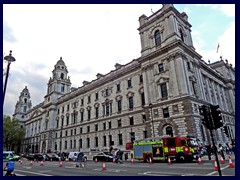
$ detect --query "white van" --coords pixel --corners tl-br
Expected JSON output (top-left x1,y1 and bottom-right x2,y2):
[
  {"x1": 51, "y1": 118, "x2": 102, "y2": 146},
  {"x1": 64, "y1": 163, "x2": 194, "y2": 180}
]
[{"x1": 68, "y1": 152, "x2": 87, "y2": 161}]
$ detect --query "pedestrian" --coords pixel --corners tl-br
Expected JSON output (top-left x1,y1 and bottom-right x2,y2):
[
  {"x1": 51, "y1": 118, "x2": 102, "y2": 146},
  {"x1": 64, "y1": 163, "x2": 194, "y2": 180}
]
[
  {"x1": 77, "y1": 151, "x2": 84, "y2": 168},
  {"x1": 4, "y1": 158, "x2": 15, "y2": 176},
  {"x1": 218, "y1": 144, "x2": 225, "y2": 160},
  {"x1": 124, "y1": 153, "x2": 128, "y2": 161},
  {"x1": 116, "y1": 149, "x2": 123, "y2": 164},
  {"x1": 109, "y1": 146, "x2": 113, "y2": 154},
  {"x1": 206, "y1": 144, "x2": 212, "y2": 160}
]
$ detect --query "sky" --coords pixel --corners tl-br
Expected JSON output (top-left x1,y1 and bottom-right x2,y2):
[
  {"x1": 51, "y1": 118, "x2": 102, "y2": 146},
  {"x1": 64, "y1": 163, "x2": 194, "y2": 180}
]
[{"x1": 3, "y1": 4, "x2": 235, "y2": 117}]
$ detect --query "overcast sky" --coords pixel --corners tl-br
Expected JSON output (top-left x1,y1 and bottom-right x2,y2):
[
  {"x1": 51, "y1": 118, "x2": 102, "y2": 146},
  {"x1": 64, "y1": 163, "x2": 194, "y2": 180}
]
[{"x1": 3, "y1": 4, "x2": 235, "y2": 117}]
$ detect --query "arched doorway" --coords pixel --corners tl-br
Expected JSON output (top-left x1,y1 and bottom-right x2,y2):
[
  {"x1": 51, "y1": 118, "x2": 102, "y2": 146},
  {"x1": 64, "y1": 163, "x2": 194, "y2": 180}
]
[{"x1": 165, "y1": 126, "x2": 173, "y2": 137}]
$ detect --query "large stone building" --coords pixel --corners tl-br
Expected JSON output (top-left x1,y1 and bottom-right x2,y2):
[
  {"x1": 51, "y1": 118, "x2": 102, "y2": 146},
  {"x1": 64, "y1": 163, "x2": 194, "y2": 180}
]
[{"x1": 13, "y1": 4, "x2": 235, "y2": 154}]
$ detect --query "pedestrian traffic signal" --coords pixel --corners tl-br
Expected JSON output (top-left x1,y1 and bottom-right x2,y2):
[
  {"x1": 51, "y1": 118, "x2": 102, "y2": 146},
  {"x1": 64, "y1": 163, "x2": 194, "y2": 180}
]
[
  {"x1": 210, "y1": 105, "x2": 223, "y2": 129},
  {"x1": 223, "y1": 126, "x2": 229, "y2": 137},
  {"x1": 199, "y1": 105, "x2": 212, "y2": 130}
]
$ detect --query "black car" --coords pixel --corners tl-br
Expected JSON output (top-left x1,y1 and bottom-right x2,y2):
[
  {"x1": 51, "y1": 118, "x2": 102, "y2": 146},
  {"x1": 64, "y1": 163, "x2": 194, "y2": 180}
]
[
  {"x1": 26, "y1": 154, "x2": 44, "y2": 161},
  {"x1": 50, "y1": 154, "x2": 65, "y2": 161},
  {"x1": 93, "y1": 152, "x2": 118, "y2": 162}
]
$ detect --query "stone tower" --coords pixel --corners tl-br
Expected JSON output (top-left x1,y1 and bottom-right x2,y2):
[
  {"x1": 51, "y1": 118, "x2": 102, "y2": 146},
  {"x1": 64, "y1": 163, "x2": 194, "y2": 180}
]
[
  {"x1": 13, "y1": 86, "x2": 32, "y2": 121},
  {"x1": 41, "y1": 57, "x2": 71, "y2": 153}
]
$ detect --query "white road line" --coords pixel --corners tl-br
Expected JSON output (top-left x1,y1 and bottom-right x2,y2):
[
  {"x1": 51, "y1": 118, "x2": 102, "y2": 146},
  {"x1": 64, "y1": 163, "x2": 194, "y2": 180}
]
[
  {"x1": 207, "y1": 165, "x2": 230, "y2": 176},
  {"x1": 14, "y1": 169, "x2": 53, "y2": 176}
]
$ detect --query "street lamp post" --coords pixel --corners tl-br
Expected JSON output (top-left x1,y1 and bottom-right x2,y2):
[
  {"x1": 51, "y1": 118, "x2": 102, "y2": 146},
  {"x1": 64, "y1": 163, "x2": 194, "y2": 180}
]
[
  {"x1": 3, "y1": 50, "x2": 16, "y2": 105},
  {"x1": 149, "y1": 103, "x2": 155, "y2": 137}
]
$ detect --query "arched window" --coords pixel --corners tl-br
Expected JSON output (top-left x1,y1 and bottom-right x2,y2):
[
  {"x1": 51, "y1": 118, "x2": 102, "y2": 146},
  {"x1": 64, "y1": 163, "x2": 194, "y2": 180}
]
[
  {"x1": 179, "y1": 29, "x2": 184, "y2": 42},
  {"x1": 60, "y1": 73, "x2": 64, "y2": 79},
  {"x1": 154, "y1": 30, "x2": 161, "y2": 46},
  {"x1": 166, "y1": 126, "x2": 173, "y2": 137}
]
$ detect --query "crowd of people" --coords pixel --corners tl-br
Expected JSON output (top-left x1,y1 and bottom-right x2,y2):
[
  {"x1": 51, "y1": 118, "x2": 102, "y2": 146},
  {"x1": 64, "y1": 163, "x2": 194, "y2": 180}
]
[{"x1": 199, "y1": 140, "x2": 235, "y2": 160}]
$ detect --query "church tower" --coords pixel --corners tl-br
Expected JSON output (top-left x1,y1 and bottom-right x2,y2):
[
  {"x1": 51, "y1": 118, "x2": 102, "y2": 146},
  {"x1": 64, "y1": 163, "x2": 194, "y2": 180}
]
[{"x1": 13, "y1": 86, "x2": 32, "y2": 122}]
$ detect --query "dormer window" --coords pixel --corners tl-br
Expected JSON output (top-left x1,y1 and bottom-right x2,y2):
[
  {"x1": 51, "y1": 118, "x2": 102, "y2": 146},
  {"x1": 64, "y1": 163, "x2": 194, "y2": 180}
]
[{"x1": 154, "y1": 30, "x2": 161, "y2": 46}]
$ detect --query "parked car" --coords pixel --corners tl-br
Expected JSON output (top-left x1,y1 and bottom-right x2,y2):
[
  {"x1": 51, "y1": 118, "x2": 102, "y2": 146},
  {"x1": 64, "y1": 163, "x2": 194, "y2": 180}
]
[
  {"x1": 26, "y1": 154, "x2": 44, "y2": 161},
  {"x1": 50, "y1": 154, "x2": 65, "y2": 161},
  {"x1": 93, "y1": 152, "x2": 118, "y2": 162}
]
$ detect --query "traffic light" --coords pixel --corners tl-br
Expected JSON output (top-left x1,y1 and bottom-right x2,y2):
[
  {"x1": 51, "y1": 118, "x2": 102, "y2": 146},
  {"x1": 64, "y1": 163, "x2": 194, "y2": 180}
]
[
  {"x1": 210, "y1": 105, "x2": 223, "y2": 129},
  {"x1": 199, "y1": 105, "x2": 212, "y2": 130},
  {"x1": 223, "y1": 126, "x2": 229, "y2": 137}
]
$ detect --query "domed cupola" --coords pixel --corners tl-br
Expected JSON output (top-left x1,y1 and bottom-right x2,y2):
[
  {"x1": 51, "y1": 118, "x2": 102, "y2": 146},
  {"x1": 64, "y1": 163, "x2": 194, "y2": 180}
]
[{"x1": 45, "y1": 57, "x2": 71, "y2": 100}]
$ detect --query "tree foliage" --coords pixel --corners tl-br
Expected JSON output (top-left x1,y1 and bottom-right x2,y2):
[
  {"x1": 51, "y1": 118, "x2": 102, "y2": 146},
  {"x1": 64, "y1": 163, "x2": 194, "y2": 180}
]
[{"x1": 3, "y1": 115, "x2": 25, "y2": 151}]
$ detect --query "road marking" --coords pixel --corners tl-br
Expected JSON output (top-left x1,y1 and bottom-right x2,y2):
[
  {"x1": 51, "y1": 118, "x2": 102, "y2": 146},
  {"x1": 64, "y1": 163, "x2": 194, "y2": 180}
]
[
  {"x1": 14, "y1": 169, "x2": 53, "y2": 176},
  {"x1": 93, "y1": 168, "x2": 127, "y2": 172},
  {"x1": 39, "y1": 170, "x2": 52, "y2": 173},
  {"x1": 138, "y1": 171, "x2": 203, "y2": 176},
  {"x1": 207, "y1": 165, "x2": 230, "y2": 176}
]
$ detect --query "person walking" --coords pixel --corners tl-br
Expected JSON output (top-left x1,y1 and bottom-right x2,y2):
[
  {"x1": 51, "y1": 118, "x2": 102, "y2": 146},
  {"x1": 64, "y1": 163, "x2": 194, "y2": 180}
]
[
  {"x1": 116, "y1": 149, "x2": 123, "y2": 164},
  {"x1": 218, "y1": 144, "x2": 225, "y2": 160},
  {"x1": 77, "y1": 151, "x2": 85, "y2": 168},
  {"x1": 4, "y1": 158, "x2": 15, "y2": 176},
  {"x1": 206, "y1": 144, "x2": 212, "y2": 160}
]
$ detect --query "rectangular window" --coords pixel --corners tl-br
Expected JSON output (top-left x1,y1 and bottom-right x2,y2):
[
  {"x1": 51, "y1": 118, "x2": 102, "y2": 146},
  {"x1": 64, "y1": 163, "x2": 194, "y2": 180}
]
[
  {"x1": 67, "y1": 104, "x2": 69, "y2": 111},
  {"x1": 87, "y1": 138, "x2": 90, "y2": 148},
  {"x1": 117, "y1": 84, "x2": 121, "y2": 92},
  {"x1": 79, "y1": 139, "x2": 82, "y2": 149},
  {"x1": 61, "y1": 83, "x2": 65, "y2": 92},
  {"x1": 106, "y1": 89, "x2": 109, "y2": 96},
  {"x1": 130, "y1": 132, "x2": 135, "y2": 143},
  {"x1": 95, "y1": 137, "x2": 98, "y2": 147},
  {"x1": 81, "y1": 112, "x2": 84, "y2": 122},
  {"x1": 118, "y1": 134, "x2": 123, "y2": 145},
  {"x1": 128, "y1": 79, "x2": 132, "y2": 88},
  {"x1": 95, "y1": 107, "x2": 99, "y2": 119},
  {"x1": 129, "y1": 97, "x2": 134, "y2": 109},
  {"x1": 66, "y1": 116, "x2": 69, "y2": 125},
  {"x1": 95, "y1": 92, "x2": 98, "y2": 100},
  {"x1": 88, "y1": 109, "x2": 91, "y2": 120},
  {"x1": 103, "y1": 122, "x2": 106, "y2": 130},
  {"x1": 88, "y1": 95, "x2": 91, "y2": 103},
  {"x1": 87, "y1": 126, "x2": 90, "y2": 133},
  {"x1": 108, "y1": 121, "x2": 112, "y2": 129},
  {"x1": 141, "y1": 93, "x2": 145, "y2": 106},
  {"x1": 117, "y1": 119, "x2": 122, "y2": 127},
  {"x1": 158, "y1": 63, "x2": 164, "y2": 73},
  {"x1": 117, "y1": 100, "x2": 122, "y2": 112},
  {"x1": 143, "y1": 130, "x2": 148, "y2": 139},
  {"x1": 163, "y1": 107, "x2": 169, "y2": 118},
  {"x1": 129, "y1": 117, "x2": 134, "y2": 125},
  {"x1": 80, "y1": 127, "x2": 82, "y2": 134},
  {"x1": 62, "y1": 106, "x2": 64, "y2": 113},
  {"x1": 187, "y1": 62, "x2": 191, "y2": 70},
  {"x1": 103, "y1": 136, "x2": 107, "y2": 147},
  {"x1": 106, "y1": 102, "x2": 110, "y2": 115},
  {"x1": 160, "y1": 83, "x2": 168, "y2": 98},
  {"x1": 142, "y1": 114, "x2": 146, "y2": 122},
  {"x1": 71, "y1": 129, "x2": 73, "y2": 136},
  {"x1": 139, "y1": 74, "x2": 143, "y2": 83},
  {"x1": 74, "y1": 129, "x2": 76, "y2": 135},
  {"x1": 81, "y1": 99, "x2": 84, "y2": 106},
  {"x1": 95, "y1": 124, "x2": 98, "y2": 131},
  {"x1": 192, "y1": 82, "x2": 196, "y2": 95},
  {"x1": 65, "y1": 130, "x2": 68, "y2": 137}
]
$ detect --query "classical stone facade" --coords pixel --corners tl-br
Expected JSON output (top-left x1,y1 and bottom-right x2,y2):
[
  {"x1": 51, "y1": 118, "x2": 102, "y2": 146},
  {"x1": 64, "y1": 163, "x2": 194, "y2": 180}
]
[{"x1": 14, "y1": 4, "x2": 235, "y2": 154}]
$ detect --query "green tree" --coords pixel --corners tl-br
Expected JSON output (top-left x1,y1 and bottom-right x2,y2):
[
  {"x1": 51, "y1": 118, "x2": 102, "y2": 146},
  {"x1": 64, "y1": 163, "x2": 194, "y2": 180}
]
[{"x1": 3, "y1": 115, "x2": 25, "y2": 151}]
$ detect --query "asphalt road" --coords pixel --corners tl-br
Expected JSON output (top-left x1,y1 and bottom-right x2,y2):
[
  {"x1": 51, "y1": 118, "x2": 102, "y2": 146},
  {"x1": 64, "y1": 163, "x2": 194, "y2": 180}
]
[{"x1": 3, "y1": 157, "x2": 235, "y2": 176}]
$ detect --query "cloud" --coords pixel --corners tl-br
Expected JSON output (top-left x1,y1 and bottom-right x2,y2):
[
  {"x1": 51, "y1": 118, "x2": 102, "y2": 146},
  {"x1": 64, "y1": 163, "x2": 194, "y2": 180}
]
[
  {"x1": 220, "y1": 4, "x2": 235, "y2": 17},
  {"x1": 3, "y1": 22, "x2": 17, "y2": 43}
]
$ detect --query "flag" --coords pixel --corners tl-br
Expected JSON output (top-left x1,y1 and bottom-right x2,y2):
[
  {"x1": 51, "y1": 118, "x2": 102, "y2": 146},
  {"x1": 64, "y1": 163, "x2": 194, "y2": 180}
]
[{"x1": 216, "y1": 43, "x2": 220, "y2": 53}]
